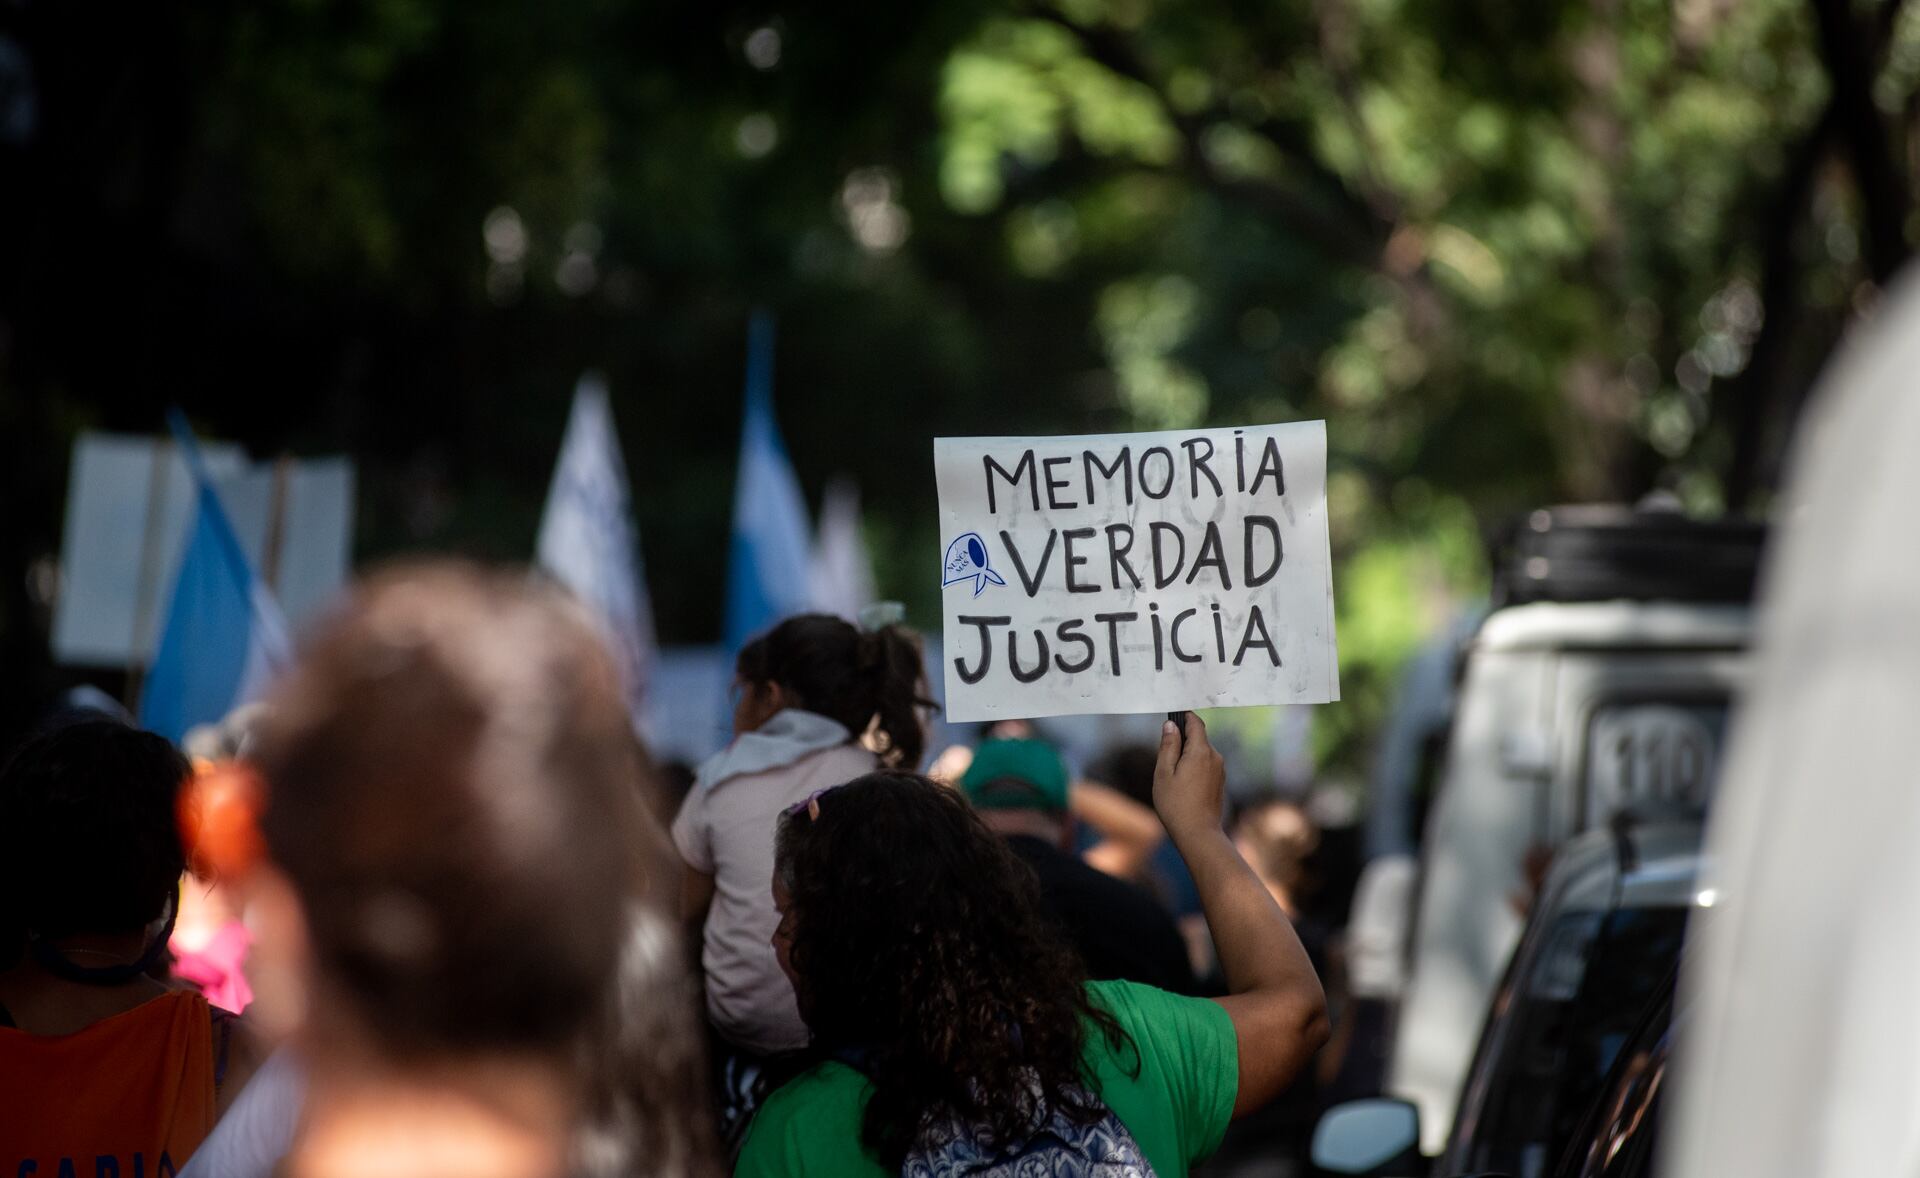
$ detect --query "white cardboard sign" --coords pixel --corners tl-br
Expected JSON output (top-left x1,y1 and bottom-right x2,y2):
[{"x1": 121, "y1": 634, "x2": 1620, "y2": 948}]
[
  {"x1": 935, "y1": 422, "x2": 1339, "y2": 721},
  {"x1": 53, "y1": 433, "x2": 355, "y2": 668}
]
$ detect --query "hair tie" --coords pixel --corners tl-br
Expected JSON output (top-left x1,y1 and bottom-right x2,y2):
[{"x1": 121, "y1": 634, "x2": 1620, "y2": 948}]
[
  {"x1": 857, "y1": 601, "x2": 905, "y2": 631},
  {"x1": 785, "y1": 789, "x2": 827, "y2": 822}
]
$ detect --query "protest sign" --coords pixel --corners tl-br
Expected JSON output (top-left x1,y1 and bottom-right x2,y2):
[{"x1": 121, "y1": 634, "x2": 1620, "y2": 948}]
[
  {"x1": 54, "y1": 432, "x2": 353, "y2": 668},
  {"x1": 934, "y1": 422, "x2": 1338, "y2": 721}
]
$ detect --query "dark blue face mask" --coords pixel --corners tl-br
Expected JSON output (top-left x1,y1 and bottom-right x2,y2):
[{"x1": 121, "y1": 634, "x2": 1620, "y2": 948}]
[{"x1": 27, "y1": 886, "x2": 179, "y2": 986}]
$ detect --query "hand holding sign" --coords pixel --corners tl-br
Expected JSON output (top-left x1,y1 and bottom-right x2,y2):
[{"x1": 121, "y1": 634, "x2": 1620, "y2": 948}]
[
  {"x1": 1154, "y1": 712, "x2": 1226, "y2": 840},
  {"x1": 933, "y1": 422, "x2": 1338, "y2": 720}
]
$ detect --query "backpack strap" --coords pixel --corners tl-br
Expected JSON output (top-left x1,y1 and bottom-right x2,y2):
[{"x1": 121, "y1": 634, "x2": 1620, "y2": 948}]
[{"x1": 829, "y1": 1044, "x2": 875, "y2": 1075}]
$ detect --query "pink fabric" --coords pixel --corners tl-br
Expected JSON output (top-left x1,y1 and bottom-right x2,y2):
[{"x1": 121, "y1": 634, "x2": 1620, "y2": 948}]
[{"x1": 170, "y1": 922, "x2": 253, "y2": 1014}]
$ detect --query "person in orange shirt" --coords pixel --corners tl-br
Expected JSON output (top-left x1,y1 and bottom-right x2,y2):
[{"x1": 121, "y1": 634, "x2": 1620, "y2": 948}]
[{"x1": 0, "y1": 718, "x2": 261, "y2": 1175}]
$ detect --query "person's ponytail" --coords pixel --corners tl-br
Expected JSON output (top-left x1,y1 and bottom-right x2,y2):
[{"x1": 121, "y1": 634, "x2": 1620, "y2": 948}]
[
  {"x1": 740, "y1": 614, "x2": 932, "y2": 769},
  {"x1": 859, "y1": 624, "x2": 930, "y2": 770}
]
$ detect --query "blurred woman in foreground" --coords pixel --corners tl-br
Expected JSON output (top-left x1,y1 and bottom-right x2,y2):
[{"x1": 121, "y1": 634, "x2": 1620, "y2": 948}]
[
  {"x1": 738, "y1": 714, "x2": 1327, "y2": 1177},
  {"x1": 229, "y1": 563, "x2": 714, "y2": 1178}
]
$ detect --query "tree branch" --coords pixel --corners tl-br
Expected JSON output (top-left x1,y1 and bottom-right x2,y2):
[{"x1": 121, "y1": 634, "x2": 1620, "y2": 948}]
[
  {"x1": 1307, "y1": 0, "x2": 1405, "y2": 228},
  {"x1": 1024, "y1": 7, "x2": 1391, "y2": 268},
  {"x1": 1809, "y1": 0, "x2": 1911, "y2": 283},
  {"x1": 1713, "y1": 100, "x2": 1838, "y2": 509}
]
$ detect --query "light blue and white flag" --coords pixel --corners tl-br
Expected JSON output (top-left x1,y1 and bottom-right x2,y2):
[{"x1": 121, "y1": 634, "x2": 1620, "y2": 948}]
[
  {"x1": 536, "y1": 374, "x2": 656, "y2": 729},
  {"x1": 139, "y1": 413, "x2": 293, "y2": 743},
  {"x1": 723, "y1": 312, "x2": 813, "y2": 651}
]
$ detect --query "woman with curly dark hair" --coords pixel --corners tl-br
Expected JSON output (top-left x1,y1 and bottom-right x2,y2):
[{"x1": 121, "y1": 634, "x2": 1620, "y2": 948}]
[{"x1": 738, "y1": 714, "x2": 1328, "y2": 1177}]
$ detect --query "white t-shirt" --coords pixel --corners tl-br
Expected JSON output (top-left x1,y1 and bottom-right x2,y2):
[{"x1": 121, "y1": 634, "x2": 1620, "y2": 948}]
[
  {"x1": 673, "y1": 714, "x2": 878, "y2": 1055},
  {"x1": 177, "y1": 1048, "x2": 304, "y2": 1178}
]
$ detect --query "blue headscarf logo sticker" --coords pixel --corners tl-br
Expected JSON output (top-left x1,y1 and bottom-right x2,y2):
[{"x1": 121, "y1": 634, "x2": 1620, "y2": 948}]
[{"x1": 942, "y1": 532, "x2": 1007, "y2": 597}]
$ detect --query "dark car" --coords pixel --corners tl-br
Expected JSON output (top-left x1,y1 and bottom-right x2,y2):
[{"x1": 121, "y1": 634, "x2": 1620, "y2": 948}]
[
  {"x1": 1547, "y1": 963, "x2": 1677, "y2": 1178},
  {"x1": 1309, "y1": 821, "x2": 1700, "y2": 1178}
]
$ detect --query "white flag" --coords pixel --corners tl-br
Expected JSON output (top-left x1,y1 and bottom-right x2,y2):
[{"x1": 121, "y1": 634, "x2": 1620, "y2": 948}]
[
  {"x1": 808, "y1": 475, "x2": 877, "y2": 622},
  {"x1": 536, "y1": 375, "x2": 656, "y2": 727}
]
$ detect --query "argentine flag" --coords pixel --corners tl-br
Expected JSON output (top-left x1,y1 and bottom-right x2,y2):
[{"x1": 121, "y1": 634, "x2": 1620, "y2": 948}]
[
  {"x1": 723, "y1": 312, "x2": 814, "y2": 651},
  {"x1": 139, "y1": 413, "x2": 293, "y2": 743}
]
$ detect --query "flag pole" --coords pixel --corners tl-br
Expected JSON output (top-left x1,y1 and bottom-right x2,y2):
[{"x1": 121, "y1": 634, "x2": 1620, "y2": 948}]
[
  {"x1": 262, "y1": 452, "x2": 293, "y2": 591},
  {"x1": 745, "y1": 309, "x2": 775, "y2": 414},
  {"x1": 124, "y1": 433, "x2": 173, "y2": 713}
]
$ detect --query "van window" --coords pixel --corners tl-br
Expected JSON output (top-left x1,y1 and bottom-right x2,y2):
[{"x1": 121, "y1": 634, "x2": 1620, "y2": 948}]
[{"x1": 1584, "y1": 702, "x2": 1727, "y2": 824}]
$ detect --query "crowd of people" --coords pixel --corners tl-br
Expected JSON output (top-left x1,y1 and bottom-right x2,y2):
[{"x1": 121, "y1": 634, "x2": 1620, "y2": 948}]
[{"x1": 1, "y1": 561, "x2": 1368, "y2": 1177}]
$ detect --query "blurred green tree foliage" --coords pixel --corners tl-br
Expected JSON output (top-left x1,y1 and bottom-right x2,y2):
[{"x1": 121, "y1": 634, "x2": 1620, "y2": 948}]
[{"x1": 3, "y1": 0, "x2": 1908, "y2": 768}]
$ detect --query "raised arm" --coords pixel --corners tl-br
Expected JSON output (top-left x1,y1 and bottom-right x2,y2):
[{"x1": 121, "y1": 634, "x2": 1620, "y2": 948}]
[
  {"x1": 1071, "y1": 778, "x2": 1165, "y2": 879},
  {"x1": 1153, "y1": 713, "x2": 1329, "y2": 1116}
]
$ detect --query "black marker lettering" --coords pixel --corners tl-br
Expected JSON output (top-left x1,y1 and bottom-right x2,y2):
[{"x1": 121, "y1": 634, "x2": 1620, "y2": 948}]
[
  {"x1": 1062, "y1": 527, "x2": 1098, "y2": 593},
  {"x1": 1104, "y1": 524, "x2": 1142, "y2": 589},
  {"x1": 1182, "y1": 437, "x2": 1223, "y2": 497},
  {"x1": 1093, "y1": 612, "x2": 1138, "y2": 676},
  {"x1": 984, "y1": 452, "x2": 1038, "y2": 514},
  {"x1": 1170, "y1": 608, "x2": 1203, "y2": 663},
  {"x1": 1211, "y1": 603, "x2": 1227, "y2": 661},
  {"x1": 1084, "y1": 447, "x2": 1134, "y2": 507},
  {"x1": 1244, "y1": 515, "x2": 1283, "y2": 586},
  {"x1": 1185, "y1": 521, "x2": 1232, "y2": 589},
  {"x1": 998, "y1": 529, "x2": 1057, "y2": 597},
  {"x1": 953, "y1": 616, "x2": 1011, "y2": 684},
  {"x1": 1234, "y1": 430, "x2": 1247, "y2": 492},
  {"x1": 1138, "y1": 446, "x2": 1175, "y2": 499},
  {"x1": 1150, "y1": 602, "x2": 1165, "y2": 671},
  {"x1": 1008, "y1": 629, "x2": 1051, "y2": 683},
  {"x1": 1054, "y1": 619, "x2": 1096, "y2": 673},
  {"x1": 1233, "y1": 604, "x2": 1281, "y2": 667},
  {"x1": 1248, "y1": 436, "x2": 1286, "y2": 496},
  {"x1": 1041, "y1": 455, "x2": 1077, "y2": 509},
  {"x1": 1149, "y1": 522, "x2": 1186, "y2": 589}
]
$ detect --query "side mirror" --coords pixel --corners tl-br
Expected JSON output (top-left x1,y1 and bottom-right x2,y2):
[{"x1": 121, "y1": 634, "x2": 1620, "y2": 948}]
[{"x1": 1310, "y1": 1097, "x2": 1423, "y2": 1177}]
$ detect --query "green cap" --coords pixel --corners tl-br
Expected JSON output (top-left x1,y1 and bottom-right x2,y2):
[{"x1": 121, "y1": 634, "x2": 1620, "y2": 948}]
[{"x1": 959, "y1": 738, "x2": 1070, "y2": 813}]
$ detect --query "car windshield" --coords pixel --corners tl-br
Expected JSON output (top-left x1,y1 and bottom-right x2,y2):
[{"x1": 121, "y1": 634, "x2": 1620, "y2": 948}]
[{"x1": 1450, "y1": 905, "x2": 1688, "y2": 1178}]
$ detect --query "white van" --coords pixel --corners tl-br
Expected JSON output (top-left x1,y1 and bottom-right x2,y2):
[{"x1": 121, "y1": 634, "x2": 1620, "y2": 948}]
[
  {"x1": 1664, "y1": 272, "x2": 1920, "y2": 1178},
  {"x1": 1389, "y1": 508, "x2": 1759, "y2": 1151}
]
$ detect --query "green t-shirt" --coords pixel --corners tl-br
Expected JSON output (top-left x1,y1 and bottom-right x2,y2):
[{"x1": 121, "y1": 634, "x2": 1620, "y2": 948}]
[{"x1": 735, "y1": 978, "x2": 1239, "y2": 1177}]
